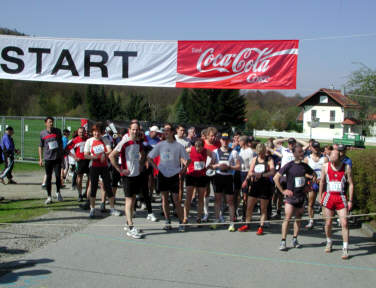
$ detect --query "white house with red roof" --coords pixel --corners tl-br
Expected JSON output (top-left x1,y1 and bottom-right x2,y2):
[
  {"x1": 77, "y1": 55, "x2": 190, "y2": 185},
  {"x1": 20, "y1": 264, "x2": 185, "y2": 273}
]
[{"x1": 297, "y1": 88, "x2": 362, "y2": 139}]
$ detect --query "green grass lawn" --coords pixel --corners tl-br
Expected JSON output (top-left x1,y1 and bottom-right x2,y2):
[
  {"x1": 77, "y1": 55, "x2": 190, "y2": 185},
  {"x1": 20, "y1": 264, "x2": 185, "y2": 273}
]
[
  {"x1": 12, "y1": 162, "x2": 43, "y2": 173},
  {"x1": 0, "y1": 198, "x2": 79, "y2": 223}
]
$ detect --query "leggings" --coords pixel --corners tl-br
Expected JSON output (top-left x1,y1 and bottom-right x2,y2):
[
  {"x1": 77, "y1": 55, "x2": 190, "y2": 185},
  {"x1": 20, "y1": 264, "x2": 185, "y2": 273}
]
[
  {"x1": 89, "y1": 166, "x2": 113, "y2": 198},
  {"x1": 0, "y1": 155, "x2": 15, "y2": 180},
  {"x1": 45, "y1": 159, "x2": 62, "y2": 197}
]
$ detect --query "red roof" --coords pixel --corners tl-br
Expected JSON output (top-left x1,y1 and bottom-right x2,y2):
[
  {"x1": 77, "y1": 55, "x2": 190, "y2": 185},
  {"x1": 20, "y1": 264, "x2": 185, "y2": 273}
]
[
  {"x1": 342, "y1": 118, "x2": 359, "y2": 125},
  {"x1": 297, "y1": 88, "x2": 361, "y2": 109}
]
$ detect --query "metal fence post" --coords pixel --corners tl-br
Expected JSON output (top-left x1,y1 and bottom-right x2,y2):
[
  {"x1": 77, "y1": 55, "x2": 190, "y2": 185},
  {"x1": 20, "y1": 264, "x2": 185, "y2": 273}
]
[{"x1": 21, "y1": 116, "x2": 24, "y2": 160}]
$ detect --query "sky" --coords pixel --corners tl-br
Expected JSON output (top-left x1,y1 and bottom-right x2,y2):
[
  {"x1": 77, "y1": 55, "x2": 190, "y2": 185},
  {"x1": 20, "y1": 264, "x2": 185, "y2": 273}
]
[{"x1": 1, "y1": 0, "x2": 376, "y2": 97}]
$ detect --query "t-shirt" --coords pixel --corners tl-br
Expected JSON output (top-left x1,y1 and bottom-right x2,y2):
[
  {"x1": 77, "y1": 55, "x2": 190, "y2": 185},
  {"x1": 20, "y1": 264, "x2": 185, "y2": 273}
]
[
  {"x1": 1, "y1": 133, "x2": 15, "y2": 159},
  {"x1": 84, "y1": 136, "x2": 111, "y2": 167},
  {"x1": 204, "y1": 141, "x2": 220, "y2": 153},
  {"x1": 175, "y1": 135, "x2": 191, "y2": 149},
  {"x1": 238, "y1": 147, "x2": 255, "y2": 172},
  {"x1": 146, "y1": 135, "x2": 161, "y2": 148},
  {"x1": 62, "y1": 136, "x2": 69, "y2": 150},
  {"x1": 278, "y1": 161, "x2": 314, "y2": 199},
  {"x1": 148, "y1": 140, "x2": 190, "y2": 177},
  {"x1": 40, "y1": 128, "x2": 63, "y2": 161},
  {"x1": 115, "y1": 137, "x2": 142, "y2": 177},
  {"x1": 66, "y1": 136, "x2": 86, "y2": 160},
  {"x1": 213, "y1": 147, "x2": 239, "y2": 176},
  {"x1": 279, "y1": 146, "x2": 295, "y2": 169},
  {"x1": 342, "y1": 156, "x2": 352, "y2": 168}
]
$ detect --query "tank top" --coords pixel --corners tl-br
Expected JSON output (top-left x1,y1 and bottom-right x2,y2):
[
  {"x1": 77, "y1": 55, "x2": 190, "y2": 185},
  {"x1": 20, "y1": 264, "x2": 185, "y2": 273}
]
[
  {"x1": 215, "y1": 147, "x2": 234, "y2": 176},
  {"x1": 307, "y1": 154, "x2": 326, "y2": 179},
  {"x1": 187, "y1": 146, "x2": 208, "y2": 177},
  {"x1": 90, "y1": 138, "x2": 108, "y2": 167},
  {"x1": 326, "y1": 162, "x2": 346, "y2": 195}
]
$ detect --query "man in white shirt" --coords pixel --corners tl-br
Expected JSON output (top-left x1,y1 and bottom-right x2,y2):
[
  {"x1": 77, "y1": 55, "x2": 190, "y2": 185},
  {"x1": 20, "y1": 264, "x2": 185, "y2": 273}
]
[{"x1": 148, "y1": 123, "x2": 190, "y2": 232}]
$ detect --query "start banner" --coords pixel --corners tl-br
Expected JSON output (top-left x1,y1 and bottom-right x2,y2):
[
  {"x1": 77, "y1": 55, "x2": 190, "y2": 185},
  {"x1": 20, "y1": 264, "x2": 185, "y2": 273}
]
[{"x1": 0, "y1": 36, "x2": 298, "y2": 89}]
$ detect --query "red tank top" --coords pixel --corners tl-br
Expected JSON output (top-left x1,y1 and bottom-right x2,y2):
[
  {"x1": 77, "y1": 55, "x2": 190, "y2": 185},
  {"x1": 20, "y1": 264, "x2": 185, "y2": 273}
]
[
  {"x1": 187, "y1": 146, "x2": 208, "y2": 177},
  {"x1": 326, "y1": 162, "x2": 346, "y2": 195},
  {"x1": 91, "y1": 139, "x2": 108, "y2": 167}
]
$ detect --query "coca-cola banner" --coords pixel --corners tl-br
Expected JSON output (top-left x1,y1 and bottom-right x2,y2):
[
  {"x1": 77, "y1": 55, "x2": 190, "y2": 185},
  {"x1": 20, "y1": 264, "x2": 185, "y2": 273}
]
[
  {"x1": 177, "y1": 40, "x2": 299, "y2": 89},
  {"x1": 0, "y1": 36, "x2": 298, "y2": 89}
]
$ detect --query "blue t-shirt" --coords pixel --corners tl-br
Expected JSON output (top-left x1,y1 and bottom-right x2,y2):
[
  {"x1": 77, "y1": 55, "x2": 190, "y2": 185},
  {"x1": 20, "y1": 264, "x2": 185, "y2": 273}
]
[
  {"x1": 62, "y1": 136, "x2": 69, "y2": 150},
  {"x1": 146, "y1": 135, "x2": 160, "y2": 148},
  {"x1": 342, "y1": 156, "x2": 352, "y2": 168},
  {"x1": 1, "y1": 133, "x2": 15, "y2": 160}
]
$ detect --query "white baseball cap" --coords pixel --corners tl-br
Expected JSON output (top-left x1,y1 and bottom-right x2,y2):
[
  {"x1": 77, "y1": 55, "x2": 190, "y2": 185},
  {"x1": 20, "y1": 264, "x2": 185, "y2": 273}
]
[{"x1": 149, "y1": 125, "x2": 160, "y2": 132}]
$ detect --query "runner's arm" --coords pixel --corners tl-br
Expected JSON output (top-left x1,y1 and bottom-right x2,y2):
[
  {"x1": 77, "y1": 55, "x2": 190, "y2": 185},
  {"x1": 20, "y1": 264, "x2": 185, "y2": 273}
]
[
  {"x1": 262, "y1": 157, "x2": 275, "y2": 178},
  {"x1": 273, "y1": 172, "x2": 283, "y2": 193},
  {"x1": 318, "y1": 164, "x2": 328, "y2": 204},
  {"x1": 346, "y1": 164, "x2": 354, "y2": 210}
]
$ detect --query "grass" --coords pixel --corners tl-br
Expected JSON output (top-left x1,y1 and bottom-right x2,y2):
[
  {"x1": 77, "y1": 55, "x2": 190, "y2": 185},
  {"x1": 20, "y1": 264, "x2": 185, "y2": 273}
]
[
  {"x1": 0, "y1": 198, "x2": 79, "y2": 223},
  {"x1": 12, "y1": 162, "x2": 43, "y2": 173}
]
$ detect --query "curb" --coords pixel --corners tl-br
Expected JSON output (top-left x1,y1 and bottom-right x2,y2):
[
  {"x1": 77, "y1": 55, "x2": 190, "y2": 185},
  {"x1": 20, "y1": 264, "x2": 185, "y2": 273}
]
[{"x1": 361, "y1": 222, "x2": 376, "y2": 240}]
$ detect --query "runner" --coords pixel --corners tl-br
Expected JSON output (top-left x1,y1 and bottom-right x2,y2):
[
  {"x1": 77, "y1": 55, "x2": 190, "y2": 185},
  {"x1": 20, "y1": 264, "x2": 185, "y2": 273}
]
[
  {"x1": 273, "y1": 144, "x2": 316, "y2": 251},
  {"x1": 187, "y1": 126, "x2": 197, "y2": 146},
  {"x1": 0, "y1": 126, "x2": 20, "y2": 185},
  {"x1": 203, "y1": 127, "x2": 220, "y2": 222},
  {"x1": 336, "y1": 144, "x2": 352, "y2": 167},
  {"x1": 147, "y1": 123, "x2": 190, "y2": 232},
  {"x1": 109, "y1": 122, "x2": 144, "y2": 239},
  {"x1": 175, "y1": 125, "x2": 191, "y2": 205},
  {"x1": 304, "y1": 141, "x2": 327, "y2": 229},
  {"x1": 61, "y1": 129, "x2": 70, "y2": 187},
  {"x1": 84, "y1": 122, "x2": 121, "y2": 218},
  {"x1": 319, "y1": 149, "x2": 354, "y2": 259},
  {"x1": 211, "y1": 133, "x2": 240, "y2": 232},
  {"x1": 39, "y1": 117, "x2": 64, "y2": 204},
  {"x1": 183, "y1": 139, "x2": 213, "y2": 226},
  {"x1": 238, "y1": 143, "x2": 275, "y2": 234},
  {"x1": 66, "y1": 127, "x2": 89, "y2": 202},
  {"x1": 237, "y1": 135, "x2": 255, "y2": 221},
  {"x1": 323, "y1": 145, "x2": 333, "y2": 160}
]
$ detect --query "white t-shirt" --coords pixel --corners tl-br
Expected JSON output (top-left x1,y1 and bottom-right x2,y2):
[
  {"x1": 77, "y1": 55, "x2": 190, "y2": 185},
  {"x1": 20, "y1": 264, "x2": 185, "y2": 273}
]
[
  {"x1": 114, "y1": 137, "x2": 142, "y2": 177},
  {"x1": 175, "y1": 135, "x2": 191, "y2": 149},
  {"x1": 148, "y1": 140, "x2": 190, "y2": 177},
  {"x1": 279, "y1": 146, "x2": 295, "y2": 169},
  {"x1": 238, "y1": 147, "x2": 255, "y2": 172}
]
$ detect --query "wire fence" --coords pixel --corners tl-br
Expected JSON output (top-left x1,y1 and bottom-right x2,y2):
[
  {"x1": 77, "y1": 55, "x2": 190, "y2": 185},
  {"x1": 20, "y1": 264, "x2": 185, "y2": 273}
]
[{"x1": 0, "y1": 116, "x2": 82, "y2": 161}]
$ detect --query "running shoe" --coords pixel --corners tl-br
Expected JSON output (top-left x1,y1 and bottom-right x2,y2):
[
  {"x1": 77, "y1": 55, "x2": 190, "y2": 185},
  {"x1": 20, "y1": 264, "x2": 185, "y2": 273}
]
[
  {"x1": 341, "y1": 248, "x2": 349, "y2": 260},
  {"x1": 279, "y1": 240, "x2": 287, "y2": 251},
  {"x1": 210, "y1": 221, "x2": 218, "y2": 230},
  {"x1": 110, "y1": 208, "x2": 121, "y2": 216},
  {"x1": 89, "y1": 208, "x2": 95, "y2": 218},
  {"x1": 228, "y1": 224, "x2": 236, "y2": 232},
  {"x1": 238, "y1": 225, "x2": 250, "y2": 232},
  {"x1": 41, "y1": 184, "x2": 46, "y2": 190},
  {"x1": 0, "y1": 178, "x2": 5, "y2": 185},
  {"x1": 202, "y1": 214, "x2": 209, "y2": 222},
  {"x1": 272, "y1": 212, "x2": 281, "y2": 220},
  {"x1": 45, "y1": 197, "x2": 52, "y2": 205},
  {"x1": 78, "y1": 195, "x2": 84, "y2": 202},
  {"x1": 325, "y1": 241, "x2": 333, "y2": 253},
  {"x1": 178, "y1": 225, "x2": 185, "y2": 232},
  {"x1": 7, "y1": 179, "x2": 17, "y2": 184},
  {"x1": 256, "y1": 226, "x2": 264, "y2": 235},
  {"x1": 79, "y1": 200, "x2": 90, "y2": 210},
  {"x1": 305, "y1": 220, "x2": 314, "y2": 229},
  {"x1": 124, "y1": 226, "x2": 144, "y2": 233},
  {"x1": 163, "y1": 220, "x2": 172, "y2": 231},
  {"x1": 146, "y1": 213, "x2": 157, "y2": 222},
  {"x1": 56, "y1": 192, "x2": 63, "y2": 202},
  {"x1": 196, "y1": 218, "x2": 202, "y2": 228},
  {"x1": 291, "y1": 238, "x2": 302, "y2": 248},
  {"x1": 100, "y1": 202, "x2": 106, "y2": 213},
  {"x1": 127, "y1": 227, "x2": 142, "y2": 239}
]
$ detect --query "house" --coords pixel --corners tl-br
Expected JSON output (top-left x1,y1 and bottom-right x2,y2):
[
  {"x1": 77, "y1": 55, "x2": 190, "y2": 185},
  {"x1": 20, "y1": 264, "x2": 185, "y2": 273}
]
[
  {"x1": 368, "y1": 114, "x2": 376, "y2": 136},
  {"x1": 297, "y1": 88, "x2": 362, "y2": 140}
]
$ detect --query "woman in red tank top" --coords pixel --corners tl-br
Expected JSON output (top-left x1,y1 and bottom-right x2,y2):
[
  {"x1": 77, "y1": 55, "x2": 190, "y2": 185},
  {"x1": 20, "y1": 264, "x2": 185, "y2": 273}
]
[{"x1": 184, "y1": 139, "x2": 213, "y2": 225}]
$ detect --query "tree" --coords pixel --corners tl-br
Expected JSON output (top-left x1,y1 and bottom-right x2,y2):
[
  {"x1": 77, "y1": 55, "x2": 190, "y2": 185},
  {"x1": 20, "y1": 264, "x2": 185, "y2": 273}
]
[{"x1": 124, "y1": 92, "x2": 151, "y2": 121}]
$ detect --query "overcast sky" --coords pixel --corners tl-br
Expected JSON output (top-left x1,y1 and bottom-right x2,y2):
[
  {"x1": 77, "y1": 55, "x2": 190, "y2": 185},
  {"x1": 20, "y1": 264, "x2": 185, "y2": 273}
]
[{"x1": 2, "y1": 0, "x2": 376, "y2": 97}]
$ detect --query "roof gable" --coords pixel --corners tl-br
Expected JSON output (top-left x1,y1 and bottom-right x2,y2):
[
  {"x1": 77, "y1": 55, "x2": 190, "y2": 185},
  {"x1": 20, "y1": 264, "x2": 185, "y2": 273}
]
[{"x1": 297, "y1": 88, "x2": 361, "y2": 109}]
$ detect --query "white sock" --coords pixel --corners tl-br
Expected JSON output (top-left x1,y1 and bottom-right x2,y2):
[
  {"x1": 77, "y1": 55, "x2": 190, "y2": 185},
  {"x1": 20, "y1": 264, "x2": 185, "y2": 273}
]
[
  {"x1": 327, "y1": 237, "x2": 332, "y2": 243},
  {"x1": 343, "y1": 242, "x2": 348, "y2": 249},
  {"x1": 204, "y1": 197, "x2": 209, "y2": 215},
  {"x1": 90, "y1": 208, "x2": 95, "y2": 212}
]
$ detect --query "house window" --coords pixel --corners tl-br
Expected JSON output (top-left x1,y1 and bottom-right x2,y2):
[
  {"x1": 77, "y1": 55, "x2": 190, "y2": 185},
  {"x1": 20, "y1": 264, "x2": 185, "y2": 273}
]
[
  {"x1": 330, "y1": 124, "x2": 335, "y2": 129},
  {"x1": 320, "y1": 95, "x2": 328, "y2": 103},
  {"x1": 330, "y1": 110, "x2": 335, "y2": 122},
  {"x1": 311, "y1": 110, "x2": 317, "y2": 120},
  {"x1": 347, "y1": 111, "x2": 354, "y2": 118}
]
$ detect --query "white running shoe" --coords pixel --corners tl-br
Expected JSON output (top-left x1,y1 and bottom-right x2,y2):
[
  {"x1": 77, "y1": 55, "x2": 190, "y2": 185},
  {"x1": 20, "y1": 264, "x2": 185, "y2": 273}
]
[
  {"x1": 45, "y1": 197, "x2": 52, "y2": 205},
  {"x1": 146, "y1": 213, "x2": 157, "y2": 222},
  {"x1": 279, "y1": 240, "x2": 287, "y2": 251},
  {"x1": 110, "y1": 208, "x2": 121, "y2": 216},
  {"x1": 202, "y1": 214, "x2": 209, "y2": 222},
  {"x1": 291, "y1": 238, "x2": 302, "y2": 248},
  {"x1": 89, "y1": 208, "x2": 95, "y2": 218},
  {"x1": 305, "y1": 220, "x2": 314, "y2": 229},
  {"x1": 341, "y1": 248, "x2": 349, "y2": 260},
  {"x1": 56, "y1": 192, "x2": 63, "y2": 202},
  {"x1": 127, "y1": 227, "x2": 142, "y2": 239}
]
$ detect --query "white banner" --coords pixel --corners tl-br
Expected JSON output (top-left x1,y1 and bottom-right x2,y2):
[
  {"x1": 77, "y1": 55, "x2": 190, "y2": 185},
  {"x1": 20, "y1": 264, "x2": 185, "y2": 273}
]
[{"x1": 0, "y1": 35, "x2": 177, "y2": 87}]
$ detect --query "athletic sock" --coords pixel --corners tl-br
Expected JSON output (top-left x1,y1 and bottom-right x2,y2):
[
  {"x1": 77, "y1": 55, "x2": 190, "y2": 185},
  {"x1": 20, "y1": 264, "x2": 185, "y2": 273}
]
[
  {"x1": 343, "y1": 242, "x2": 348, "y2": 249},
  {"x1": 326, "y1": 237, "x2": 332, "y2": 243},
  {"x1": 204, "y1": 197, "x2": 209, "y2": 215}
]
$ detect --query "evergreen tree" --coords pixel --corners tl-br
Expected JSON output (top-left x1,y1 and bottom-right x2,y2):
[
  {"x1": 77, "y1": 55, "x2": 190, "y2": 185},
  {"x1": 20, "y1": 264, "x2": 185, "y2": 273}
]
[{"x1": 124, "y1": 92, "x2": 151, "y2": 121}]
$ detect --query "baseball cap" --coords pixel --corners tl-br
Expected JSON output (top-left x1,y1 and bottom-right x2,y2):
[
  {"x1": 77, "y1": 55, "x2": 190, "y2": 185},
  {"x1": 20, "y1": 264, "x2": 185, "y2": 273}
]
[
  {"x1": 221, "y1": 133, "x2": 230, "y2": 140},
  {"x1": 312, "y1": 141, "x2": 320, "y2": 148},
  {"x1": 149, "y1": 126, "x2": 160, "y2": 132},
  {"x1": 287, "y1": 137, "x2": 296, "y2": 144},
  {"x1": 337, "y1": 144, "x2": 346, "y2": 151}
]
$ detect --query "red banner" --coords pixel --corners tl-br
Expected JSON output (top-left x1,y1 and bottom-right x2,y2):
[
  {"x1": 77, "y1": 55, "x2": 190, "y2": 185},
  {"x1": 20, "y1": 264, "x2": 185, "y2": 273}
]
[{"x1": 176, "y1": 40, "x2": 299, "y2": 89}]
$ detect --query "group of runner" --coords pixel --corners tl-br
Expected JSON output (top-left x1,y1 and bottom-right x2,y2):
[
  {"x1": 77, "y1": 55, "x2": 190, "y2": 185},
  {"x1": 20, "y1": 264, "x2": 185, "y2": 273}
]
[{"x1": 37, "y1": 117, "x2": 354, "y2": 259}]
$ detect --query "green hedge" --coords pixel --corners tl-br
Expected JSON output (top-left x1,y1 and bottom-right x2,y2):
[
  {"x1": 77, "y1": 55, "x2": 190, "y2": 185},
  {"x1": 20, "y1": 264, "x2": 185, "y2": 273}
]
[{"x1": 348, "y1": 149, "x2": 376, "y2": 220}]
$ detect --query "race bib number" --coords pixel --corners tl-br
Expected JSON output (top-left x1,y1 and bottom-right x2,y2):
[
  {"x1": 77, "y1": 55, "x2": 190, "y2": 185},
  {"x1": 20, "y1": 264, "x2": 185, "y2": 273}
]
[
  {"x1": 79, "y1": 142, "x2": 85, "y2": 153},
  {"x1": 93, "y1": 144, "x2": 105, "y2": 155},
  {"x1": 315, "y1": 170, "x2": 321, "y2": 179},
  {"x1": 254, "y1": 164, "x2": 265, "y2": 173},
  {"x1": 328, "y1": 181, "x2": 343, "y2": 192},
  {"x1": 287, "y1": 155, "x2": 295, "y2": 162},
  {"x1": 194, "y1": 161, "x2": 205, "y2": 171},
  {"x1": 161, "y1": 151, "x2": 173, "y2": 161},
  {"x1": 294, "y1": 177, "x2": 305, "y2": 188},
  {"x1": 48, "y1": 140, "x2": 58, "y2": 150}
]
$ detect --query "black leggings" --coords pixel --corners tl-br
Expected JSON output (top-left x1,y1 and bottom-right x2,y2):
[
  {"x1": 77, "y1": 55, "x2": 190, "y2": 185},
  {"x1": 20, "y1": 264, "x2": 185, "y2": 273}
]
[
  {"x1": 140, "y1": 170, "x2": 152, "y2": 214},
  {"x1": 89, "y1": 166, "x2": 113, "y2": 198},
  {"x1": 45, "y1": 159, "x2": 62, "y2": 197}
]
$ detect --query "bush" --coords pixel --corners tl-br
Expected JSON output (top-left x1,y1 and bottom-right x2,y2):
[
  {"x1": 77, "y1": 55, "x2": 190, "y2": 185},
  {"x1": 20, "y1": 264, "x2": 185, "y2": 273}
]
[{"x1": 347, "y1": 149, "x2": 376, "y2": 220}]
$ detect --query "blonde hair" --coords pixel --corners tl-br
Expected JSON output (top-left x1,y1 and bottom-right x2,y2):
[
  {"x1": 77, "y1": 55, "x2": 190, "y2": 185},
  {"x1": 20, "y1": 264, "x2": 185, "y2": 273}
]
[{"x1": 255, "y1": 143, "x2": 266, "y2": 155}]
